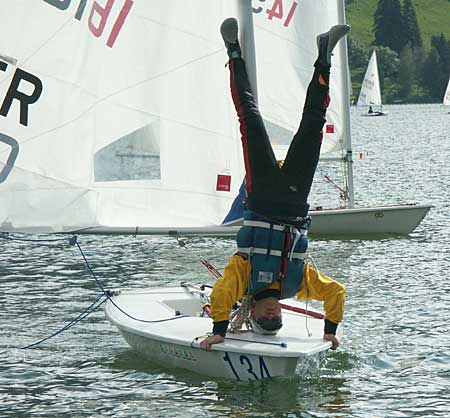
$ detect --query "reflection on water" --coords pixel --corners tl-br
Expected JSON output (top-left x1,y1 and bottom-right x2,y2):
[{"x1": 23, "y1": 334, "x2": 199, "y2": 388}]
[
  {"x1": 1, "y1": 105, "x2": 450, "y2": 417},
  {"x1": 108, "y1": 349, "x2": 354, "y2": 417}
]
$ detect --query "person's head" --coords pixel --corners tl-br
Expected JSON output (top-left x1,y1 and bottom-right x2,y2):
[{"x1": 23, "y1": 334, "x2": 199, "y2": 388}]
[{"x1": 249, "y1": 290, "x2": 283, "y2": 335}]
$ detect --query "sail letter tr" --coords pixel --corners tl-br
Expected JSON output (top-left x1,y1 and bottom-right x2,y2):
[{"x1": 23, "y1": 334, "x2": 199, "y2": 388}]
[{"x1": 0, "y1": 65, "x2": 43, "y2": 127}]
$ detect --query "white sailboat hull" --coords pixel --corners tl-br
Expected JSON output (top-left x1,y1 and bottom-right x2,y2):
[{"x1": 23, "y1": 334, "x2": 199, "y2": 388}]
[
  {"x1": 308, "y1": 204, "x2": 431, "y2": 236},
  {"x1": 105, "y1": 286, "x2": 338, "y2": 381},
  {"x1": 361, "y1": 111, "x2": 389, "y2": 117},
  {"x1": 76, "y1": 204, "x2": 431, "y2": 237}
]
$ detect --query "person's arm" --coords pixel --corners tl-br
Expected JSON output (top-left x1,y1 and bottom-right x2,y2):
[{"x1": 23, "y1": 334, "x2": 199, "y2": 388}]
[
  {"x1": 296, "y1": 262, "x2": 345, "y2": 350},
  {"x1": 200, "y1": 255, "x2": 249, "y2": 351}
]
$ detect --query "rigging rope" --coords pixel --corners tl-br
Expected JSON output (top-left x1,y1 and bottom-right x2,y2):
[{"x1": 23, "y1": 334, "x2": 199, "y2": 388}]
[
  {"x1": 1, "y1": 233, "x2": 189, "y2": 349},
  {"x1": 173, "y1": 233, "x2": 253, "y2": 333},
  {"x1": 21, "y1": 294, "x2": 107, "y2": 349},
  {"x1": 229, "y1": 294, "x2": 254, "y2": 334},
  {"x1": 173, "y1": 233, "x2": 222, "y2": 280}
]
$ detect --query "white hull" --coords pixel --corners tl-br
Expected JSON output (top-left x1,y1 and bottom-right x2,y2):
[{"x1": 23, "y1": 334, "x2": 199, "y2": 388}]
[
  {"x1": 105, "y1": 286, "x2": 339, "y2": 381},
  {"x1": 308, "y1": 204, "x2": 431, "y2": 236},
  {"x1": 77, "y1": 204, "x2": 431, "y2": 237},
  {"x1": 361, "y1": 111, "x2": 388, "y2": 117}
]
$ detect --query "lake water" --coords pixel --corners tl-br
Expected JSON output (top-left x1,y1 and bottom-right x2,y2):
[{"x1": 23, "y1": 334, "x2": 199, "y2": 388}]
[{"x1": 1, "y1": 104, "x2": 449, "y2": 417}]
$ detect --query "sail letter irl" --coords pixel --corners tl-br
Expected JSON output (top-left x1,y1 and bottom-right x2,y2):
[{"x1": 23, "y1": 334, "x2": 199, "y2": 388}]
[{"x1": 42, "y1": 0, "x2": 134, "y2": 48}]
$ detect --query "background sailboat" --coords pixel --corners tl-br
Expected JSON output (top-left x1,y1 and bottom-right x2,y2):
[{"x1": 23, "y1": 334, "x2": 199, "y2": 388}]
[
  {"x1": 444, "y1": 76, "x2": 450, "y2": 113},
  {"x1": 250, "y1": 0, "x2": 430, "y2": 236},
  {"x1": 357, "y1": 50, "x2": 388, "y2": 116}
]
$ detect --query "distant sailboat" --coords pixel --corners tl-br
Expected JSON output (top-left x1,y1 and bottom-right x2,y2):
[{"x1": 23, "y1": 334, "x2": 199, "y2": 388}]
[
  {"x1": 357, "y1": 50, "x2": 388, "y2": 117},
  {"x1": 444, "y1": 77, "x2": 450, "y2": 113}
]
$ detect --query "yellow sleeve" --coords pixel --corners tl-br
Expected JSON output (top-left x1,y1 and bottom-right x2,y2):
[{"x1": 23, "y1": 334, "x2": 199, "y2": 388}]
[
  {"x1": 210, "y1": 255, "x2": 250, "y2": 323},
  {"x1": 296, "y1": 262, "x2": 345, "y2": 324}
]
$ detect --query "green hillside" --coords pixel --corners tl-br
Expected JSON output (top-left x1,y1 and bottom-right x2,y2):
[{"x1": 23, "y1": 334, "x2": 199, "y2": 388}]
[
  {"x1": 345, "y1": 0, "x2": 450, "y2": 103},
  {"x1": 346, "y1": 0, "x2": 450, "y2": 49}
]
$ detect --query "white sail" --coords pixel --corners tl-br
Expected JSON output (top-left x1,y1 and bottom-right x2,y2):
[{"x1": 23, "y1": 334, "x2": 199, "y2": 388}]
[
  {"x1": 252, "y1": 0, "x2": 346, "y2": 156},
  {"x1": 443, "y1": 77, "x2": 450, "y2": 106},
  {"x1": 357, "y1": 50, "x2": 382, "y2": 107},
  {"x1": 0, "y1": 1, "x2": 246, "y2": 234}
]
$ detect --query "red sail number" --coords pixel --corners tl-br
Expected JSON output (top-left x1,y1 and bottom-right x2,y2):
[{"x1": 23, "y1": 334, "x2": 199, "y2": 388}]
[{"x1": 265, "y1": 0, "x2": 298, "y2": 28}]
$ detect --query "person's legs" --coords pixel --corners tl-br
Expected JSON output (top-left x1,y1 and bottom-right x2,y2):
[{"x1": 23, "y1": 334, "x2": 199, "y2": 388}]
[
  {"x1": 281, "y1": 64, "x2": 330, "y2": 203},
  {"x1": 228, "y1": 58, "x2": 279, "y2": 194},
  {"x1": 221, "y1": 18, "x2": 279, "y2": 200},
  {"x1": 282, "y1": 25, "x2": 350, "y2": 210}
]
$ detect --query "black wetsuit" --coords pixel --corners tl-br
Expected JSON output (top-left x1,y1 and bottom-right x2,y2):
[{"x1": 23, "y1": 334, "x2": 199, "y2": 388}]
[{"x1": 228, "y1": 57, "x2": 331, "y2": 220}]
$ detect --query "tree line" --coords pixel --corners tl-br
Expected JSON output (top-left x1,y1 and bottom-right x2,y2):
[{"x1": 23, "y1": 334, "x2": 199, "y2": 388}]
[{"x1": 348, "y1": 0, "x2": 450, "y2": 103}]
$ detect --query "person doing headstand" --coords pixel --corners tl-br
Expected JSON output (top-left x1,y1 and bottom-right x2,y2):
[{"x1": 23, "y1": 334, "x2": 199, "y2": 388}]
[{"x1": 200, "y1": 18, "x2": 349, "y2": 352}]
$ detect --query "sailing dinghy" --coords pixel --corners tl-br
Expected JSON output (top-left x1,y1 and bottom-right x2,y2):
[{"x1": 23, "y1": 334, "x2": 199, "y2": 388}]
[
  {"x1": 0, "y1": 1, "x2": 341, "y2": 380},
  {"x1": 105, "y1": 284, "x2": 341, "y2": 381},
  {"x1": 357, "y1": 50, "x2": 388, "y2": 117},
  {"x1": 250, "y1": 1, "x2": 430, "y2": 236}
]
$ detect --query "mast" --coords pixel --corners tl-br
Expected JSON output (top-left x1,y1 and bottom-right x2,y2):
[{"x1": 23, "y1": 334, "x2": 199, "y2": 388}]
[
  {"x1": 337, "y1": 0, "x2": 355, "y2": 207},
  {"x1": 237, "y1": 0, "x2": 258, "y2": 102}
]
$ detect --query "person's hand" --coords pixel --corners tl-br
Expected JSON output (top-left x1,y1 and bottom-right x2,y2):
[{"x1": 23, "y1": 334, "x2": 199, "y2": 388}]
[
  {"x1": 323, "y1": 333, "x2": 339, "y2": 350},
  {"x1": 200, "y1": 334, "x2": 225, "y2": 351}
]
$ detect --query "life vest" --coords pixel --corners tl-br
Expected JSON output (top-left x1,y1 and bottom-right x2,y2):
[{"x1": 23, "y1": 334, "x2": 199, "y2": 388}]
[{"x1": 236, "y1": 210, "x2": 309, "y2": 299}]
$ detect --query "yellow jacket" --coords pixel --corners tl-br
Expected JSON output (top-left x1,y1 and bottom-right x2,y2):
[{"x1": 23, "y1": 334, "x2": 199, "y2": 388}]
[{"x1": 210, "y1": 254, "x2": 345, "y2": 324}]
